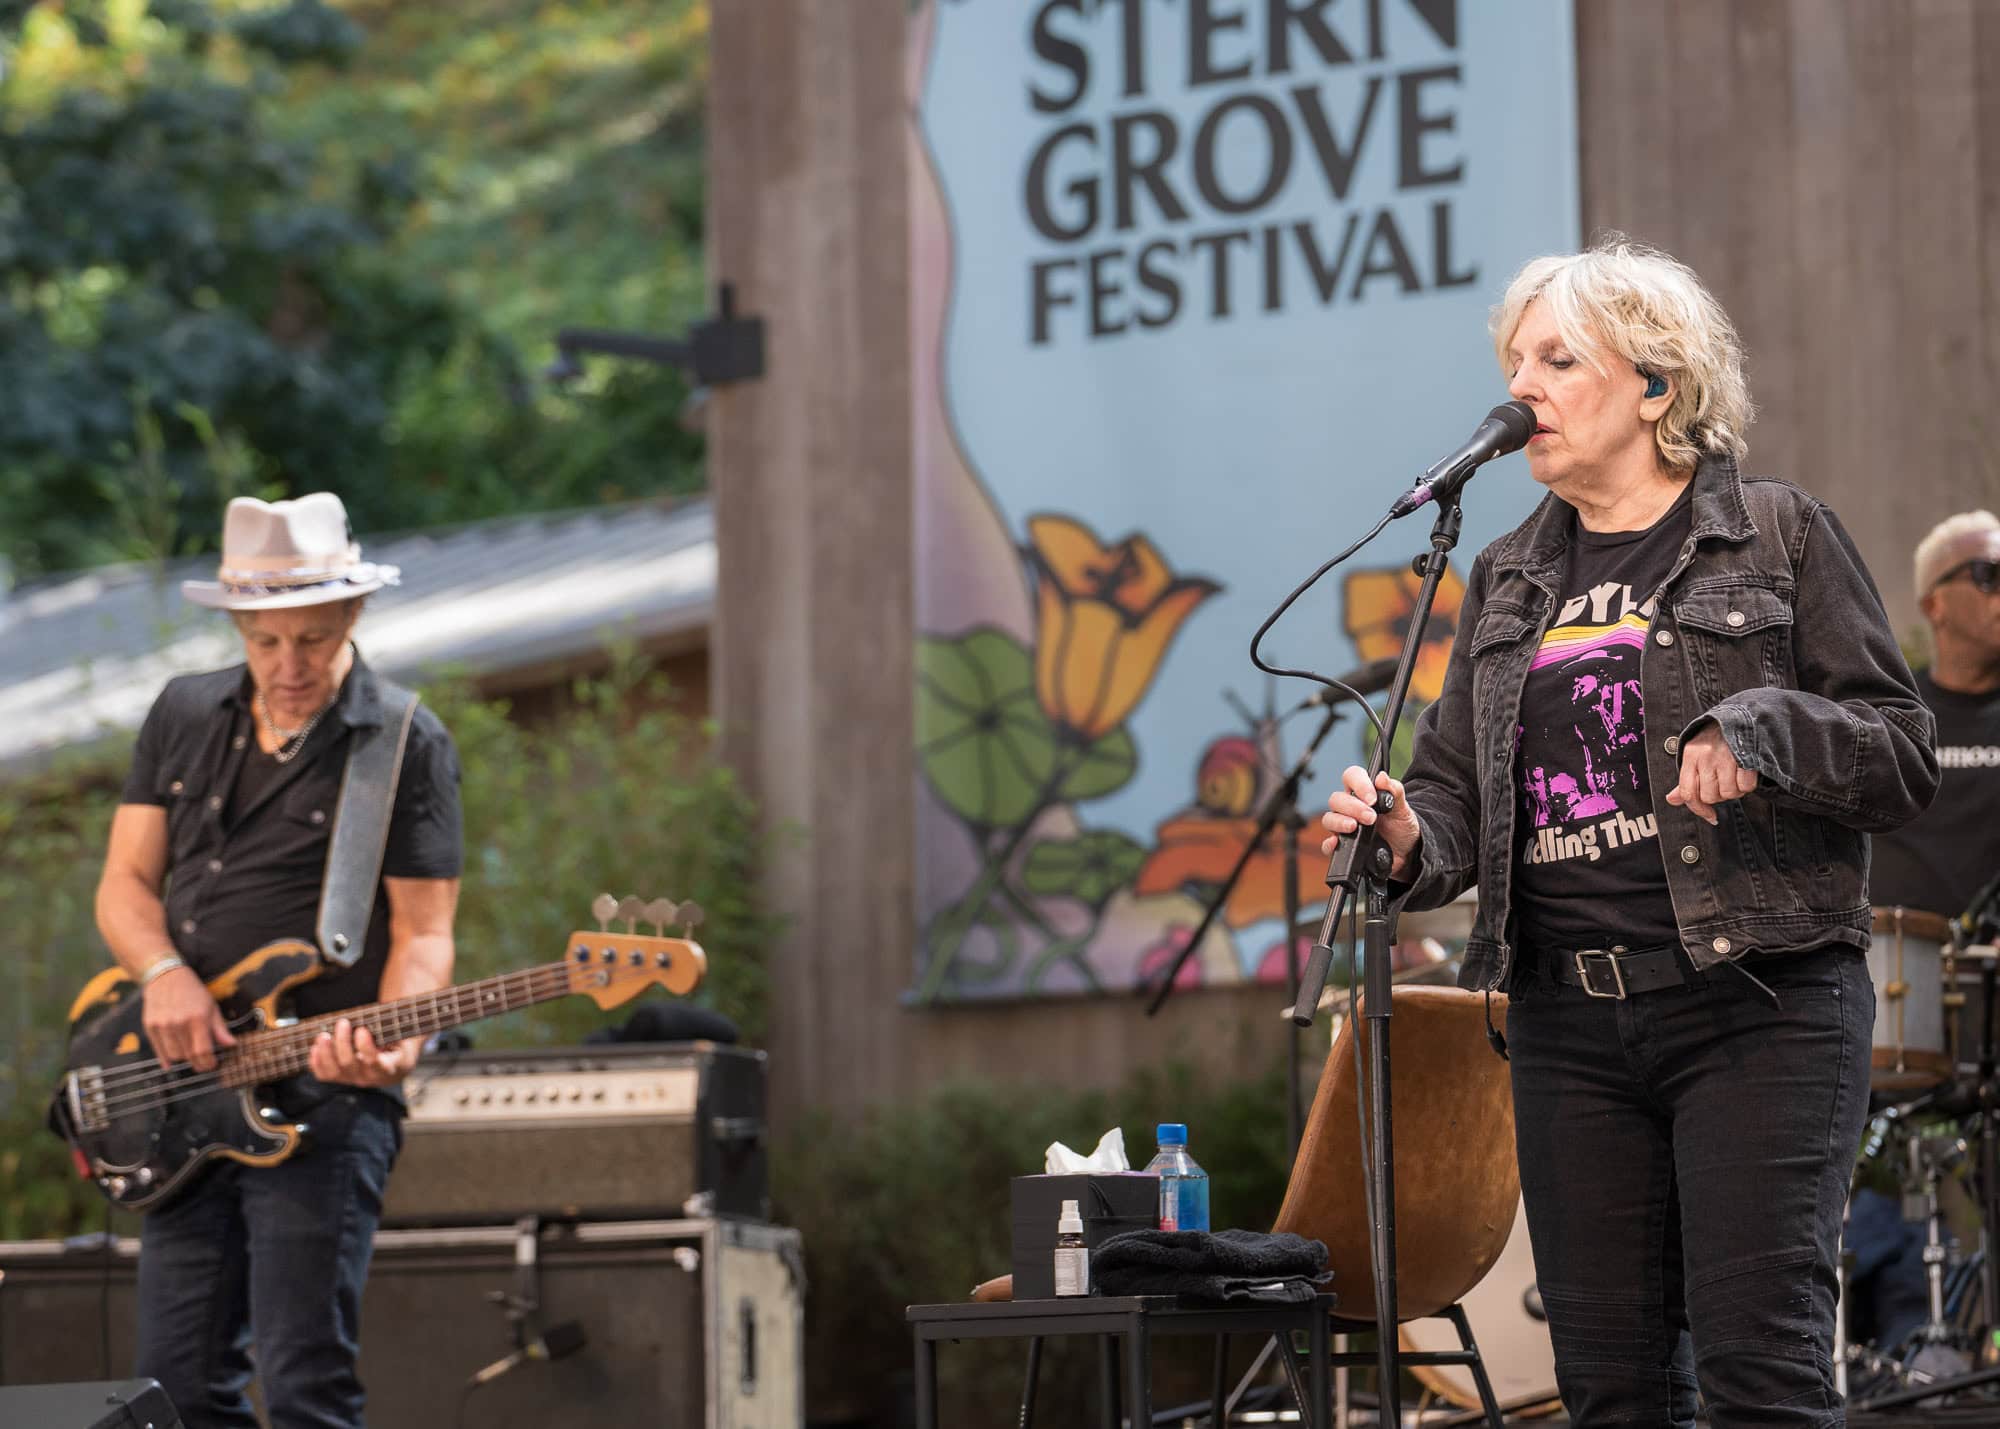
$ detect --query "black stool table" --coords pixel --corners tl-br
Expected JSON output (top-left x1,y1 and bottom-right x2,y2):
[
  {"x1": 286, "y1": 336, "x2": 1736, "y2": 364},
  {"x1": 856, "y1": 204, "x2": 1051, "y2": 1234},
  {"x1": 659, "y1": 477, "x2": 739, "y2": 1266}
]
[{"x1": 906, "y1": 1293, "x2": 1334, "y2": 1428}]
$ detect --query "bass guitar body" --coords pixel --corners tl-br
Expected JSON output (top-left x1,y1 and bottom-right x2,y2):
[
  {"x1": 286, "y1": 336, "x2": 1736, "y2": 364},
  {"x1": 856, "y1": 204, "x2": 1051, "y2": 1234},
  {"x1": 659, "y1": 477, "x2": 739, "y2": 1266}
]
[
  {"x1": 53, "y1": 912, "x2": 708, "y2": 1215},
  {"x1": 52, "y1": 940, "x2": 326, "y2": 1214}
]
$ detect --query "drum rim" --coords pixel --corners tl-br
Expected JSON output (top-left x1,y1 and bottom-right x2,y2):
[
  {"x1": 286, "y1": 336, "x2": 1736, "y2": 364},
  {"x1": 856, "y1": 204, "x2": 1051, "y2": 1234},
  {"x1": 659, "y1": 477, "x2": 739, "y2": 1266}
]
[{"x1": 1870, "y1": 906, "x2": 1956, "y2": 943}]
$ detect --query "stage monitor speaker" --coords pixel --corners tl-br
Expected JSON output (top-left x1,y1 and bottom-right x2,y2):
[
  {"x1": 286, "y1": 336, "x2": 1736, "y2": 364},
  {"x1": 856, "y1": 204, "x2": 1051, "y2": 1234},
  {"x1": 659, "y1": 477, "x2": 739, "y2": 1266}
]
[{"x1": 0, "y1": 1378, "x2": 180, "y2": 1428}]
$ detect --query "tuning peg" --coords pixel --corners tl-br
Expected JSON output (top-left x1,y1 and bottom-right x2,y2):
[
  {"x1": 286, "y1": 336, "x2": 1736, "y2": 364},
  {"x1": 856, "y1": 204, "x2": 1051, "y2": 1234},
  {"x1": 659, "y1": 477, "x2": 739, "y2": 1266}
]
[
  {"x1": 674, "y1": 900, "x2": 705, "y2": 934},
  {"x1": 592, "y1": 893, "x2": 619, "y2": 931},
  {"x1": 615, "y1": 895, "x2": 646, "y2": 931},
  {"x1": 643, "y1": 897, "x2": 679, "y2": 935}
]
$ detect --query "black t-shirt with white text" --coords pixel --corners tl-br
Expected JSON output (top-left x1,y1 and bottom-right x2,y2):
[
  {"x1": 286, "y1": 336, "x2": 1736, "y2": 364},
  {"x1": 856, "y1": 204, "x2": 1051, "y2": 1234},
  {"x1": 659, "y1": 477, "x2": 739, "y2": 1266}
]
[
  {"x1": 1871, "y1": 669, "x2": 2000, "y2": 920},
  {"x1": 1512, "y1": 488, "x2": 1693, "y2": 952}
]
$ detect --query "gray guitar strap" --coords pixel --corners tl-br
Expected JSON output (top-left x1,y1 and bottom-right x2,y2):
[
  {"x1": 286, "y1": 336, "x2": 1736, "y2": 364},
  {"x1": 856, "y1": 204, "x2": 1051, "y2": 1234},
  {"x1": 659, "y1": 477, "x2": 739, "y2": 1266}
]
[{"x1": 316, "y1": 681, "x2": 422, "y2": 967}]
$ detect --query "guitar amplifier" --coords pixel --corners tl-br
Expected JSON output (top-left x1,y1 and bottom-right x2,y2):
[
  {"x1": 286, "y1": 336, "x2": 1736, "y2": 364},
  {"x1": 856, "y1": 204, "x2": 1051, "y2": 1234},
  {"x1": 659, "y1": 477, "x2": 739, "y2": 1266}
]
[{"x1": 380, "y1": 1043, "x2": 768, "y2": 1228}]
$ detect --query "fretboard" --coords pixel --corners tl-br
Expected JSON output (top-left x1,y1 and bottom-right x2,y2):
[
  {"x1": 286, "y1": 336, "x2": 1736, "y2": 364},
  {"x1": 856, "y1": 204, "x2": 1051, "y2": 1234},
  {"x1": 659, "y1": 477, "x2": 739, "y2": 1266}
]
[{"x1": 217, "y1": 962, "x2": 575, "y2": 1088}]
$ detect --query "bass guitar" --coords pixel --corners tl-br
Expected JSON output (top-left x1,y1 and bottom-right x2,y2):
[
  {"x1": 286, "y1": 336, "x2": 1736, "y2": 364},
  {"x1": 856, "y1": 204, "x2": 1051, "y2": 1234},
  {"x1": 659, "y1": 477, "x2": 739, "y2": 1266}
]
[{"x1": 50, "y1": 895, "x2": 707, "y2": 1213}]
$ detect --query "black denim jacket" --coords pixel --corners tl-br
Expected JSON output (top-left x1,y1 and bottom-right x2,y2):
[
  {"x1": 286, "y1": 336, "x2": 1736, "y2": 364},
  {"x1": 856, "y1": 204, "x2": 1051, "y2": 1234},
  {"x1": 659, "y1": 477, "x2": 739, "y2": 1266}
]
[{"x1": 1397, "y1": 453, "x2": 1940, "y2": 993}]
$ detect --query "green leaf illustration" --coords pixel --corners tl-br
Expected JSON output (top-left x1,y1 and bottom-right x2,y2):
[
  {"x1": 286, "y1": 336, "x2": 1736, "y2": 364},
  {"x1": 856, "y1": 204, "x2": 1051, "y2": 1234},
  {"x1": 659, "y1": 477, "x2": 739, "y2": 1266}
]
[
  {"x1": 1022, "y1": 830, "x2": 1148, "y2": 907},
  {"x1": 1060, "y1": 726, "x2": 1137, "y2": 802},
  {"x1": 916, "y1": 629, "x2": 1058, "y2": 828}
]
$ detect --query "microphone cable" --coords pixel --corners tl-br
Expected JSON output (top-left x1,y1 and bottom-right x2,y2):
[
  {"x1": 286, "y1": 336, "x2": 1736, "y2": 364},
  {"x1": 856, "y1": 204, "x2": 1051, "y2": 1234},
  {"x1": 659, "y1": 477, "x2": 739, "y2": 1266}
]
[{"x1": 1246, "y1": 506, "x2": 1396, "y2": 741}]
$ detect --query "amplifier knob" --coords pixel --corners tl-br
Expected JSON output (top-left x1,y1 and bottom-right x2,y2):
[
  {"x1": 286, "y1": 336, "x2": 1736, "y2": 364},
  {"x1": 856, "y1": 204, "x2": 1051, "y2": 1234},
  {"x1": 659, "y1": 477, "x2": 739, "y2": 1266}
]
[
  {"x1": 524, "y1": 1089, "x2": 540, "y2": 1104},
  {"x1": 500, "y1": 1090, "x2": 515, "y2": 1104},
  {"x1": 479, "y1": 1092, "x2": 492, "y2": 1105},
  {"x1": 568, "y1": 1088, "x2": 584, "y2": 1102},
  {"x1": 591, "y1": 1088, "x2": 606, "y2": 1102},
  {"x1": 453, "y1": 1090, "x2": 471, "y2": 1106}
]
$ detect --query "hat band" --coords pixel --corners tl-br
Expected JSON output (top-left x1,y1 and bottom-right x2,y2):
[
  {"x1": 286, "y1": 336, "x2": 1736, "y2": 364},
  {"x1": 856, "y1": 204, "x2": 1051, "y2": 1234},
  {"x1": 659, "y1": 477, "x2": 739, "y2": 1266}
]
[{"x1": 215, "y1": 557, "x2": 366, "y2": 598}]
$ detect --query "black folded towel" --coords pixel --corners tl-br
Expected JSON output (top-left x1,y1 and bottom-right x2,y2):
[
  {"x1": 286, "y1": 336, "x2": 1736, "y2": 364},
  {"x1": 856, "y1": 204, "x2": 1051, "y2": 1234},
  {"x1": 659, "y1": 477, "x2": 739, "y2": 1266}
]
[{"x1": 1090, "y1": 1229, "x2": 1334, "y2": 1305}]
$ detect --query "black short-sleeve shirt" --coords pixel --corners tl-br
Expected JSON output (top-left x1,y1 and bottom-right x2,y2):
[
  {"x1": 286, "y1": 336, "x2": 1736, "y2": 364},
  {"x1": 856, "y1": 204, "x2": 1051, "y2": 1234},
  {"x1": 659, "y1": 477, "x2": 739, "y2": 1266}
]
[
  {"x1": 120, "y1": 654, "x2": 462, "y2": 1019},
  {"x1": 1511, "y1": 487, "x2": 1693, "y2": 953},
  {"x1": 1870, "y1": 669, "x2": 2000, "y2": 919}
]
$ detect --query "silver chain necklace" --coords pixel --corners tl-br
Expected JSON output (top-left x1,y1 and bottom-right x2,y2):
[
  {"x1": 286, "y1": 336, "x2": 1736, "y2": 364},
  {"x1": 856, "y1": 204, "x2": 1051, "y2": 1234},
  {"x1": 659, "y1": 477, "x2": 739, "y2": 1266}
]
[{"x1": 254, "y1": 691, "x2": 334, "y2": 764}]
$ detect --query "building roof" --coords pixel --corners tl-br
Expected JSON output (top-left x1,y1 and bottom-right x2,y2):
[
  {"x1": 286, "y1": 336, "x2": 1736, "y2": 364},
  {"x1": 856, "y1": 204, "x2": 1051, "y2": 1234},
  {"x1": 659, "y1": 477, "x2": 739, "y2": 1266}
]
[{"x1": 0, "y1": 497, "x2": 715, "y2": 773}]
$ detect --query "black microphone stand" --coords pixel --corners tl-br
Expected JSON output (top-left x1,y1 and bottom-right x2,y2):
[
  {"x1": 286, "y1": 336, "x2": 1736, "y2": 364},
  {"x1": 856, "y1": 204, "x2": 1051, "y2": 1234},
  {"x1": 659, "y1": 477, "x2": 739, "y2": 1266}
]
[
  {"x1": 1142, "y1": 698, "x2": 1355, "y2": 1155},
  {"x1": 1290, "y1": 490, "x2": 1467, "y2": 1423}
]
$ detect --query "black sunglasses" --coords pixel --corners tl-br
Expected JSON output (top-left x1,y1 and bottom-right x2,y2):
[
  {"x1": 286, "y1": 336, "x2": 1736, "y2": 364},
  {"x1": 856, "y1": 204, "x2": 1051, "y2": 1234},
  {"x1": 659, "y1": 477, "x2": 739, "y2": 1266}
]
[{"x1": 1937, "y1": 558, "x2": 2000, "y2": 595}]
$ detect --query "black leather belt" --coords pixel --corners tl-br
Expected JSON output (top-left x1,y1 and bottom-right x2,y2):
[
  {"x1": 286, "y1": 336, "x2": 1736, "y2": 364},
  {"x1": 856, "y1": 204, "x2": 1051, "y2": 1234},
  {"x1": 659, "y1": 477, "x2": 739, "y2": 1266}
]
[{"x1": 1550, "y1": 944, "x2": 1689, "y2": 1000}]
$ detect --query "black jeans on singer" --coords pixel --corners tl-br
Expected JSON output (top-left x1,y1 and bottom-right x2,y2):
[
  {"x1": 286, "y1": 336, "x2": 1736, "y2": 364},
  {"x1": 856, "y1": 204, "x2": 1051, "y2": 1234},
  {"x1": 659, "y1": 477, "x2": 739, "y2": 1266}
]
[{"x1": 1507, "y1": 947, "x2": 1872, "y2": 1426}]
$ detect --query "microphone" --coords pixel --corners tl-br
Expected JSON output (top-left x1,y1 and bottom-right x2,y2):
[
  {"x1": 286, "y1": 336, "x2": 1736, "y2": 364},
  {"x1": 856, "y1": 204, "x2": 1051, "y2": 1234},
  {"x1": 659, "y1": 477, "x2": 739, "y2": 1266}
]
[
  {"x1": 468, "y1": 1320, "x2": 587, "y2": 1387},
  {"x1": 1290, "y1": 656, "x2": 1402, "y2": 713},
  {"x1": 1388, "y1": 401, "x2": 1537, "y2": 519}
]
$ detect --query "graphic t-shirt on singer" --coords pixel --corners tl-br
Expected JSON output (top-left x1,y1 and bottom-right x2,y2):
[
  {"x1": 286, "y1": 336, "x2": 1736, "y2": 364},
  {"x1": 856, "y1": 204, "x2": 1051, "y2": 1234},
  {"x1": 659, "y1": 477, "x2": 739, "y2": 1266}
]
[{"x1": 1512, "y1": 487, "x2": 1693, "y2": 953}]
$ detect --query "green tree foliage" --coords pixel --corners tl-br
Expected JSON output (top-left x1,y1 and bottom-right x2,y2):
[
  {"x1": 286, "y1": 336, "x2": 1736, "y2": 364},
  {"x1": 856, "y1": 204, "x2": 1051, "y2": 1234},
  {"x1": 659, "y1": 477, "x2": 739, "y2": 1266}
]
[
  {"x1": 0, "y1": 0, "x2": 709, "y2": 579},
  {"x1": 0, "y1": 661, "x2": 775, "y2": 1241}
]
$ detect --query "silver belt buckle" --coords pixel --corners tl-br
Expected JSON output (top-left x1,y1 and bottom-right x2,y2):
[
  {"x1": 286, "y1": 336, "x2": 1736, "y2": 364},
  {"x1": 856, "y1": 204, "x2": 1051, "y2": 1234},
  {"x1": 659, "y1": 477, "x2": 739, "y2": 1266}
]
[{"x1": 1574, "y1": 948, "x2": 1628, "y2": 1000}]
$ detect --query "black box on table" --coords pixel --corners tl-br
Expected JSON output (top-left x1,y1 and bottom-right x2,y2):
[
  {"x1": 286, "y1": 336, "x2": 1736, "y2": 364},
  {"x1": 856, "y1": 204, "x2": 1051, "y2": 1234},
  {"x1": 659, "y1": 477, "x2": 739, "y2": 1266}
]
[{"x1": 1009, "y1": 1173, "x2": 1159, "y2": 1299}]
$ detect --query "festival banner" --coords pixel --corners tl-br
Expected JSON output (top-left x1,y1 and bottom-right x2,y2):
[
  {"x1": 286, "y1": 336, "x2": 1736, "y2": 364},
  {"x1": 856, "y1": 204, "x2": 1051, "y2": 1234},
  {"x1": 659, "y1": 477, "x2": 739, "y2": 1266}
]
[{"x1": 909, "y1": 0, "x2": 1578, "y2": 1001}]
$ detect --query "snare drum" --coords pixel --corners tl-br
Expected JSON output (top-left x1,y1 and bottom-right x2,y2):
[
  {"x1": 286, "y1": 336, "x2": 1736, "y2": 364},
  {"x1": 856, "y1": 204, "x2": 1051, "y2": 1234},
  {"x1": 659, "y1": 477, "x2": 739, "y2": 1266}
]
[{"x1": 1868, "y1": 907, "x2": 1955, "y2": 1091}]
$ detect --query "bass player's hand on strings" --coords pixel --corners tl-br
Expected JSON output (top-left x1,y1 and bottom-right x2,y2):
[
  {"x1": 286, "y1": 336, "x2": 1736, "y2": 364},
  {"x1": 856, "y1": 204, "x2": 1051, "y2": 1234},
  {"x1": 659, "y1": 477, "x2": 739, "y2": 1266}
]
[{"x1": 143, "y1": 965, "x2": 236, "y2": 1073}]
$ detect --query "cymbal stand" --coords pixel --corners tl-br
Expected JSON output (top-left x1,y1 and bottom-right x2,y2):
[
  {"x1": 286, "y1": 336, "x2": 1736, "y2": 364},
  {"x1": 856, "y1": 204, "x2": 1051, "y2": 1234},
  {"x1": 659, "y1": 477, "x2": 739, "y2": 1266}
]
[{"x1": 1913, "y1": 1135, "x2": 1970, "y2": 1356}]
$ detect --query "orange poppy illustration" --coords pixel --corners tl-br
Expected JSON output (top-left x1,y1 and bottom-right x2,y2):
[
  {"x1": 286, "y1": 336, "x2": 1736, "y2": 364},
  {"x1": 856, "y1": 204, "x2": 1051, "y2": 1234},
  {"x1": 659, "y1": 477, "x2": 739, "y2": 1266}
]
[
  {"x1": 1132, "y1": 734, "x2": 1326, "y2": 930},
  {"x1": 1341, "y1": 561, "x2": 1468, "y2": 704},
  {"x1": 1025, "y1": 515, "x2": 1219, "y2": 742}
]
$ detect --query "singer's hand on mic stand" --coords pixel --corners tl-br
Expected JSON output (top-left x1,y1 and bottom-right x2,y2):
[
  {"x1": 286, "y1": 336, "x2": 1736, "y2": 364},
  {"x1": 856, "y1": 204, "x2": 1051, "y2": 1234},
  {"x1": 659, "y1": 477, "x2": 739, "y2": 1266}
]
[{"x1": 1321, "y1": 766, "x2": 1421, "y2": 881}]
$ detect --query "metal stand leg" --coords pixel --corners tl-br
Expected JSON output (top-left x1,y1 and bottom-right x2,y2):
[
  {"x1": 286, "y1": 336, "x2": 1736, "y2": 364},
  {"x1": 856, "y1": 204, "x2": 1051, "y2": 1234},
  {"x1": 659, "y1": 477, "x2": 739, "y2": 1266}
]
[
  {"x1": 1308, "y1": 1312, "x2": 1330, "y2": 1429},
  {"x1": 914, "y1": 1329, "x2": 938, "y2": 1429},
  {"x1": 1445, "y1": 1304, "x2": 1503, "y2": 1429},
  {"x1": 1333, "y1": 1331, "x2": 1350, "y2": 1429},
  {"x1": 1099, "y1": 1336, "x2": 1120, "y2": 1429},
  {"x1": 1019, "y1": 1336, "x2": 1042, "y2": 1429},
  {"x1": 1126, "y1": 1325, "x2": 1151, "y2": 1428},
  {"x1": 1210, "y1": 1333, "x2": 1229, "y2": 1427}
]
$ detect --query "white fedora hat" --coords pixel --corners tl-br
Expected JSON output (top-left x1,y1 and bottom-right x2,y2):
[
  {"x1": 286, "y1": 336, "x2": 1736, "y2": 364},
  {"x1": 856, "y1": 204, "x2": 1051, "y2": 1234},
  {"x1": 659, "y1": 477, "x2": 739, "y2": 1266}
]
[{"x1": 182, "y1": 493, "x2": 401, "y2": 611}]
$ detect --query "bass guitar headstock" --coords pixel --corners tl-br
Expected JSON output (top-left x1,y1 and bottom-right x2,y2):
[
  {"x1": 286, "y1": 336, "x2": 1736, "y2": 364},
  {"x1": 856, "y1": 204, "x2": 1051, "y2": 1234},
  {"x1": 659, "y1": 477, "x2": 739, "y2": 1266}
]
[{"x1": 566, "y1": 892, "x2": 709, "y2": 1006}]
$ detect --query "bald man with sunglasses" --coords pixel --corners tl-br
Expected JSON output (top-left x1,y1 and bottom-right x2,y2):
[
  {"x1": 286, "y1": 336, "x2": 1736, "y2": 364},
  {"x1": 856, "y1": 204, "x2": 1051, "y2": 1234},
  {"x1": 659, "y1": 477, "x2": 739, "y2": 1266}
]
[{"x1": 1871, "y1": 512, "x2": 2000, "y2": 922}]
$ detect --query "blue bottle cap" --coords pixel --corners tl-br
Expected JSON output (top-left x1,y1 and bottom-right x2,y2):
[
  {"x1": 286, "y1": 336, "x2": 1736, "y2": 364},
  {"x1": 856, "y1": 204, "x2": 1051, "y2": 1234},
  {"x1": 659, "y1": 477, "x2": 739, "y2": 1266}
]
[{"x1": 1156, "y1": 1122, "x2": 1187, "y2": 1145}]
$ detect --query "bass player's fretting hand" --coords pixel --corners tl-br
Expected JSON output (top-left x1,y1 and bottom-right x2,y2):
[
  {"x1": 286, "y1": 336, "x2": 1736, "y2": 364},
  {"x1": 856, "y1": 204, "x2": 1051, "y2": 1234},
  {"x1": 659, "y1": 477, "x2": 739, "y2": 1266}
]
[
  {"x1": 142, "y1": 966, "x2": 237, "y2": 1073},
  {"x1": 309, "y1": 1017, "x2": 419, "y2": 1088}
]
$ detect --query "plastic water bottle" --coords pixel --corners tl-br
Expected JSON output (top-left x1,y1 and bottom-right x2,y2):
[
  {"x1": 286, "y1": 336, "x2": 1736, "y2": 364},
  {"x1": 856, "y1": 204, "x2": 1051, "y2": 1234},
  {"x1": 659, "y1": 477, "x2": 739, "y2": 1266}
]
[{"x1": 1144, "y1": 1123, "x2": 1210, "y2": 1231}]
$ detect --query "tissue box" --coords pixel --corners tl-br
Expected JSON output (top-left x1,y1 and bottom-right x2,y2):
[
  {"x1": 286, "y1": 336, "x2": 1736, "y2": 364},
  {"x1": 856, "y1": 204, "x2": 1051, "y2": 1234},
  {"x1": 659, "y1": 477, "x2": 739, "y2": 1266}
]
[{"x1": 1009, "y1": 1173, "x2": 1159, "y2": 1299}]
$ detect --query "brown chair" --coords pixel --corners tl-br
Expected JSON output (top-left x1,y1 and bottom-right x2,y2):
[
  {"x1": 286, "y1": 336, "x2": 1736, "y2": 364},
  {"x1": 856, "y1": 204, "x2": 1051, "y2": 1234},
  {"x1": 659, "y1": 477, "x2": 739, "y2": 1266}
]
[{"x1": 1265, "y1": 982, "x2": 1521, "y2": 1424}]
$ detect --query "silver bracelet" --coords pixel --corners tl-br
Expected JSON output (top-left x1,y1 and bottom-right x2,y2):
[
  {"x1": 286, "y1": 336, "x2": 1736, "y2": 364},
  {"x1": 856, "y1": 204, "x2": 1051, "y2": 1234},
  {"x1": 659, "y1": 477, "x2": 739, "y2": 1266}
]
[{"x1": 137, "y1": 954, "x2": 188, "y2": 988}]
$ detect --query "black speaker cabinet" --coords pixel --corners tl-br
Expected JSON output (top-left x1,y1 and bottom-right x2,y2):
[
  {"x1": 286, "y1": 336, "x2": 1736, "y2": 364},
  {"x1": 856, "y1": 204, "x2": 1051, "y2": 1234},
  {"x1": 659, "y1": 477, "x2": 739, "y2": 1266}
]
[
  {"x1": 0, "y1": 1219, "x2": 802, "y2": 1429},
  {"x1": 0, "y1": 1239, "x2": 141, "y2": 1388},
  {"x1": 364, "y1": 1218, "x2": 802, "y2": 1428},
  {"x1": 0, "y1": 1379, "x2": 180, "y2": 1428}
]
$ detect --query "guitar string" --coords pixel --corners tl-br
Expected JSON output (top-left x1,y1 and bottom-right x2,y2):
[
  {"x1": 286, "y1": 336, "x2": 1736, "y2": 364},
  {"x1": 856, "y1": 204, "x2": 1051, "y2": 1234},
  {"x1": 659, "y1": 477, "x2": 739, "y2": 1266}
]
[
  {"x1": 84, "y1": 972, "x2": 573, "y2": 1094},
  {"x1": 79, "y1": 961, "x2": 590, "y2": 1091},
  {"x1": 87, "y1": 984, "x2": 579, "y2": 1120},
  {"x1": 81, "y1": 967, "x2": 586, "y2": 1118},
  {"x1": 84, "y1": 968, "x2": 579, "y2": 1111},
  {"x1": 81, "y1": 966, "x2": 576, "y2": 1093}
]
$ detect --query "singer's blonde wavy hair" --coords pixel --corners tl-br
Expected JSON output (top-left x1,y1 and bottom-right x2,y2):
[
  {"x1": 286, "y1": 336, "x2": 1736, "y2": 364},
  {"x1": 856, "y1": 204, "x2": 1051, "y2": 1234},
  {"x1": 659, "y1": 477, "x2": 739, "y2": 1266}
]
[{"x1": 1490, "y1": 234, "x2": 1754, "y2": 471}]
